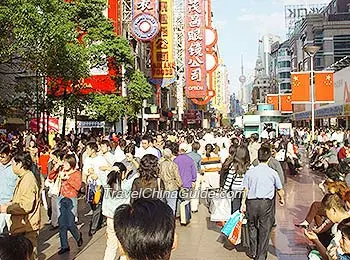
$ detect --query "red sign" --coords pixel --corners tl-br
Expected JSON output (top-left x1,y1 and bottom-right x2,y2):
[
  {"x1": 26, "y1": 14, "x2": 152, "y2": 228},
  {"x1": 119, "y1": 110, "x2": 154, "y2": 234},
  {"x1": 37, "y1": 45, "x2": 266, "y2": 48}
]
[
  {"x1": 185, "y1": 0, "x2": 207, "y2": 99},
  {"x1": 30, "y1": 118, "x2": 59, "y2": 133}
]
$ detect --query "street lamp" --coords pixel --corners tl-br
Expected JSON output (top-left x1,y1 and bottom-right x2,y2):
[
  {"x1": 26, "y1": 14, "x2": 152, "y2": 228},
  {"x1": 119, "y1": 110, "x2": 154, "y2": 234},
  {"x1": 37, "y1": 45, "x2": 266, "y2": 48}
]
[{"x1": 303, "y1": 45, "x2": 320, "y2": 141}]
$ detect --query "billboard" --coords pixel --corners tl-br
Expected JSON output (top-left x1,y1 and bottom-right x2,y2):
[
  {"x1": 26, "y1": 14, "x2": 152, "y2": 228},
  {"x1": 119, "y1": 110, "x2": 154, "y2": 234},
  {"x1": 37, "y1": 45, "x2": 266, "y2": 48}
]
[
  {"x1": 151, "y1": 0, "x2": 175, "y2": 79},
  {"x1": 284, "y1": 4, "x2": 327, "y2": 35},
  {"x1": 131, "y1": 0, "x2": 160, "y2": 41},
  {"x1": 185, "y1": 0, "x2": 207, "y2": 99}
]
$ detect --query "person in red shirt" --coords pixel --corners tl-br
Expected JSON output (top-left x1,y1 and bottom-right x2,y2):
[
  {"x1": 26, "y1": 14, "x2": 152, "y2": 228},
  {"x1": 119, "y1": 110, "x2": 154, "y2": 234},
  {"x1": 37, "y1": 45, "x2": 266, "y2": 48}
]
[
  {"x1": 338, "y1": 140, "x2": 350, "y2": 161},
  {"x1": 38, "y1": 146, "x2": 50, "y2": 176},
  {"x1": 57, "y1": 154, "x2": 83, "y2": 255}
]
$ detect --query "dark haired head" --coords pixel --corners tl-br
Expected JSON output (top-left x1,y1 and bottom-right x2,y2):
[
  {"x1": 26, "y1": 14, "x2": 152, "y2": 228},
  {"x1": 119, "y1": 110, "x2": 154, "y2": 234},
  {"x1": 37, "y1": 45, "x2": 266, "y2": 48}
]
[
  {"x1": 251, "y1": 133, "x2": 259, "y2": 142},
  {"x1": 107, "y1": 162, "x2": 127, "y2": 190},
  {"x1": 0, "y1": 142, "x2": 11, "y2": 156},
  {"x1": 0, "y1": 234, "x2": 33, "y2": 260},
  {"x1": 101, "y1": 140, "x2": 111, "y2": 147},
  {"x1": 51, "y1": 149, "x2": 65, "y2": 161},
  {"x1": 205, "y1": 144, "x2": 214, "y2": 158},
  {"x1": 114, "y1": 198, "x2": 175, "y2": 260},
  {"x1": 13, "y1": 152, "x2": 33, "y2": 171},
  {"x1": 258, "y1": 146, "x2": 271, "y2": 163},
  {"x1": 86, "y1": 142, "x2": 99, "y2": 152},
  {"x1": 325, "y1": 167, "x2": 341, "y2": 182},
  {"x1": 139, "y1": 154, "x2": 159, "y2": 181},
  {"x1": 124, "y1": 143, "x2": 136, "y2": 156}
]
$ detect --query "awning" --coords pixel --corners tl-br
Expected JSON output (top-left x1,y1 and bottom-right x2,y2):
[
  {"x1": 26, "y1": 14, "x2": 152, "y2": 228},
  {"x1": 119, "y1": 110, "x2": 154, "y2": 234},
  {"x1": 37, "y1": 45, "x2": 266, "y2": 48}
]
[{"x1": 6, "y1": 118, "x2": 25, "y2": 125}]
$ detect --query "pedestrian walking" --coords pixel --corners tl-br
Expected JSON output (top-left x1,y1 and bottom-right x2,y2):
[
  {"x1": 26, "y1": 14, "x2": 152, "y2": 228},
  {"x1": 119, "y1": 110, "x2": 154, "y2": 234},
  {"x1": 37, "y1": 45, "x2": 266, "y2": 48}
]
[{"x1": 241, "y1": 146, "x2": 285, "y2": 260}]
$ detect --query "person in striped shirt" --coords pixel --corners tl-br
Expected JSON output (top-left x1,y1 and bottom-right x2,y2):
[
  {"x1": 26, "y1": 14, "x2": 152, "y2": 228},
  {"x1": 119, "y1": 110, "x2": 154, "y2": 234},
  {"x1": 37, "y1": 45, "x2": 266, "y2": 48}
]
[
  {"x1": 220, "y1": 145, "x2": 250, "y2": 213},
  {"x1": 201, "y1": 144, "x2": 222, "y2": 190}
]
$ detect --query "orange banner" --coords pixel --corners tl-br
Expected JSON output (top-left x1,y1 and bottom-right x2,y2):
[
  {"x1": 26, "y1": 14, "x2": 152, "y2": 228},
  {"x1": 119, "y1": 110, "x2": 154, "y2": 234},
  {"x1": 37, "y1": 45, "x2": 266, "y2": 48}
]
[
  {"x1": 266, "y1": 95, "x2": 279, "y2": 110},
  {"x1": 315, "y1": 71, "x2": 334, "y2": 103},
  {"x1": 281, "y1": 94, "x2": 292, "y2": 113},
  {"x1": 185, "y1": 0, "x2": 207, "y2": 99},
  {"x1": 291, "y1": 72, "x2": 310, "y2": 103}
]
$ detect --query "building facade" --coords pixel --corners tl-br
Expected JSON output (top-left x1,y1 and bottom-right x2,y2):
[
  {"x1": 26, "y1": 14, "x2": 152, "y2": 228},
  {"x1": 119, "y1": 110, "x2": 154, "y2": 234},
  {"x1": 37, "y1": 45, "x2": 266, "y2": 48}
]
[{"x1": 270, "y1": 40, "x2": 292, "y2": 94}]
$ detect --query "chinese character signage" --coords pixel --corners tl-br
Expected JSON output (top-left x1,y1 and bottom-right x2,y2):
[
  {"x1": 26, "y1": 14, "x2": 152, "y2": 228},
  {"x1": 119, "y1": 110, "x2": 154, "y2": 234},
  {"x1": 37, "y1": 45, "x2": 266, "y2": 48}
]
[
  {"x1": 131, "y1": 0, "x2": 160, "y2": 41},
  {"x1": 185, "y1": 0, "x2": 206, "y2": 99},
  {"x1": 151, "y1": 0, "x2": 175, "y2": 79}
]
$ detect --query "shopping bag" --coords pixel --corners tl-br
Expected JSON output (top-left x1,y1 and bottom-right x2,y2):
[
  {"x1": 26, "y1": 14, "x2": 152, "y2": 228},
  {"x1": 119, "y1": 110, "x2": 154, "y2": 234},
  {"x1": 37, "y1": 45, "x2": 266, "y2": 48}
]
[
  {"x1": 180, "y1": 200, "x2": 191, "y2": 225},
  {"x1": 228, "y1": 214, "x2": 243, "y2": 245},
  {"x1": 86, "y1": 181, "x2": 97, "y2": 203},
  {"x1": 210, "y1": 196, "x2": 232, "y2": 222},
  {"x1": 275, "y1": 149, "x2": 286, "y2": 162},
  {"x1": 221, "y1": 210, "x2": 241, "y2": 237}
]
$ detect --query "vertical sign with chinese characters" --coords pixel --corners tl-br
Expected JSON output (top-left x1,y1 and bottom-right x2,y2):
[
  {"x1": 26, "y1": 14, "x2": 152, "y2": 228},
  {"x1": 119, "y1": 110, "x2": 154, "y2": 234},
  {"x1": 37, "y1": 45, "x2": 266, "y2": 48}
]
[
  {"x1": 185, "y1": 0, "x2": 207, "y2": 99},
  {"x1": 131, "y1": 0, "x2": 160, "y2": 41},
  {"x1": 151, "y1": 0, "x2": 175, "y2": 79}
]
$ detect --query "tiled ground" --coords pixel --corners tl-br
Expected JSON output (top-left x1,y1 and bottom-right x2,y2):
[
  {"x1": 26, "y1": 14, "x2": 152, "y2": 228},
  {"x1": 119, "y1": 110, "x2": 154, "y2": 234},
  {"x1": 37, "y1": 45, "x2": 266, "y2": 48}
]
[{"x1": 39, "y1": 151, "x2": 323, "y2": 260}]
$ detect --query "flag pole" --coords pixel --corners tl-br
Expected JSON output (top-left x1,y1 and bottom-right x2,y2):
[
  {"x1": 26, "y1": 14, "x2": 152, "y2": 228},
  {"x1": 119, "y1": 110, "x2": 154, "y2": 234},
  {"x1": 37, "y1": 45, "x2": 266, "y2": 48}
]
[{"x1": 303, "y1": 45, "x2": 320, "y2": 141}]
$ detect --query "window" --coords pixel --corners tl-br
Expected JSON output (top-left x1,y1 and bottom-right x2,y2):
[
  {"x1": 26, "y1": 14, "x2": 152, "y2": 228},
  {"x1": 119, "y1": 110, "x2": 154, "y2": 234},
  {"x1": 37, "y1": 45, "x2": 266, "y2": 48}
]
[
  {"x1": 278, "y1": 61, "x2": 291, "y2": 68},
  {"x1": 279, "y1": 72, "x2": 291, "y2": 79},
  {"x1": 334, "y1": 35, "x2": 350, "y2": 60}
]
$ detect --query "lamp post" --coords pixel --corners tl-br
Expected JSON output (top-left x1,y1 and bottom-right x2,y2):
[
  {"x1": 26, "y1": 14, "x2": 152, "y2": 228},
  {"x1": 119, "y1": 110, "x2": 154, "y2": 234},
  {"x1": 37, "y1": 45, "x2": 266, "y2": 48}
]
[{"x1": 303, "y1": 45, "x2": 320, "y2": 141}]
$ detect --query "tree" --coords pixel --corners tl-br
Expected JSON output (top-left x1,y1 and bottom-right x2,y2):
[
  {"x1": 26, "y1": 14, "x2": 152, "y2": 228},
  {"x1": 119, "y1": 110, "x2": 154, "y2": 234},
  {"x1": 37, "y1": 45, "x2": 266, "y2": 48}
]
[
  {"x1": 1, "y1": 0, "x2": 136, "y2": 136},
  {"x1": 87, "y1": 70, "x2": 153, "y2": 126},
  {"x1": 125, "y1": 70, "x2": 153, "y2": 120}
]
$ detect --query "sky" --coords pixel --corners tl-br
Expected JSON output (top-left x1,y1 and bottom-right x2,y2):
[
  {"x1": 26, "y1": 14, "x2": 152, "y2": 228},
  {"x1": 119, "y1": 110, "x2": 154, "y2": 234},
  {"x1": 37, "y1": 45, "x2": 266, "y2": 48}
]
[{"x1": 211, "y1": 0, "x2": 331, "y2": 94}]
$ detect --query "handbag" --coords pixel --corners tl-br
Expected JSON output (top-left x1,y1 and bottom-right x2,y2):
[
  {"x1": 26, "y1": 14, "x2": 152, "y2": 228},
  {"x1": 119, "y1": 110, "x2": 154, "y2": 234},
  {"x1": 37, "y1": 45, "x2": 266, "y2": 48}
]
[
  {"x1": 49, "y1": 175, "x2": 61, "y2": 197},
  {"x1": 93, "y1": 185, "x2": 102, "y2": 205}
]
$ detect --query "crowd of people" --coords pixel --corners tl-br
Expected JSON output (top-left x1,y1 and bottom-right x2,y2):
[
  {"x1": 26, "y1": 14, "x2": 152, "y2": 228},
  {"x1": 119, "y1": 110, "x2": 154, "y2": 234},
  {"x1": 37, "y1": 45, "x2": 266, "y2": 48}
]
[{"x1": 1, "y1": 126, "x2": 350, "y2": 259}]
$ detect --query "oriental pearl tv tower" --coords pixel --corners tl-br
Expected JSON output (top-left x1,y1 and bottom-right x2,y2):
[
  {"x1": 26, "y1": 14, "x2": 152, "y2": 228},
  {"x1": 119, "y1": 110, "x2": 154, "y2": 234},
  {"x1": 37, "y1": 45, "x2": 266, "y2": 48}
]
[{"x1": 239, "y1": 55, "x2": 247, "y2": 107}]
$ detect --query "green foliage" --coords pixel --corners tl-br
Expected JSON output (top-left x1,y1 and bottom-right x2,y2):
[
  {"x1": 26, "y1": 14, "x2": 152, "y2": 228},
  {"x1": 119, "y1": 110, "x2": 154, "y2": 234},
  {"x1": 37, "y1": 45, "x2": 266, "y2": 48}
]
[
  {"x1": 125, "y1": 70, "x2": 153, "y2": 120},
  {"x1": 0, "y1": 0, "x2": 150, "y2": 127},
  {"x1": 87, "y1": 94, "x2": 126, "y2": 123},
  {"x1": 87, "y1": 70, "x2": 153, "y2": 122}
]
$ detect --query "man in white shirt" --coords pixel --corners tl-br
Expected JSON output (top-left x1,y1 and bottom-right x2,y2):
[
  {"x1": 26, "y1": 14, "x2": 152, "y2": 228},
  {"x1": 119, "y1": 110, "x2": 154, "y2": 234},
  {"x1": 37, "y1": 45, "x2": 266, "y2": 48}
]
[
  {"x1": 100, "y1": 140, "x2": 116, "y2": 166},
  {"x1": 135, "y1": 135, "x2": 159, "y2": 159},
  {"x1": 83, "y1": 142, "x2": 109, "y2": 236}
]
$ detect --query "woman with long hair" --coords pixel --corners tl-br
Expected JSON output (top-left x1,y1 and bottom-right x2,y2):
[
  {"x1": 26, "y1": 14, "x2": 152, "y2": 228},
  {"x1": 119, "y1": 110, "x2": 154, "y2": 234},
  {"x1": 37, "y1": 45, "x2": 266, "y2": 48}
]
[
  {"x1": 102, "y1": 162, "x2": 138, "y2": 260},
  {"x1": 131, "y1": 154, "x2": 165, "y2": 204},
  {"x1": 220, "y1": 145, "x2": 238, "y2": 187},
  {"x1": 221, "y1": 145, "x2": 250, "y2": 213}
]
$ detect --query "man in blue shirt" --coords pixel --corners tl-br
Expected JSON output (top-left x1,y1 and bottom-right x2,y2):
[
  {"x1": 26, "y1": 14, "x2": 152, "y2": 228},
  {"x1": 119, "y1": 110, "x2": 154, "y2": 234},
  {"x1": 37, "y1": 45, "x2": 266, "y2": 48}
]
[
  {"x1": 0, "y1": 142, "x2": 18, "y2": 233},
  {"x1": 241, "y1": 146, "x2": 285, "y2": 260}
]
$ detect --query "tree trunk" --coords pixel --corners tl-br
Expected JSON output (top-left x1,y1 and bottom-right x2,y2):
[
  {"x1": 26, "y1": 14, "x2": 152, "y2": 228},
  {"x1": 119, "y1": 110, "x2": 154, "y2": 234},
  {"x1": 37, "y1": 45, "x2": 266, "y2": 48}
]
[
  {"x1": 62, "y1": 87, "x2": 67, "y2": 137},
  {"x1": 75, "y1": 106, "x2": 78, "y2": 134}
]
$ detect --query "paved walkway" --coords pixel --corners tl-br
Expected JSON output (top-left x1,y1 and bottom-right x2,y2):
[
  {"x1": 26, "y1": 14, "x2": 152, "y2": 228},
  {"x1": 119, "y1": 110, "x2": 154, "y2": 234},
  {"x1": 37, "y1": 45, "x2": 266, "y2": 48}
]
[{"x1": 39, "y1": 156, "x2": 323, "y2": 260}]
